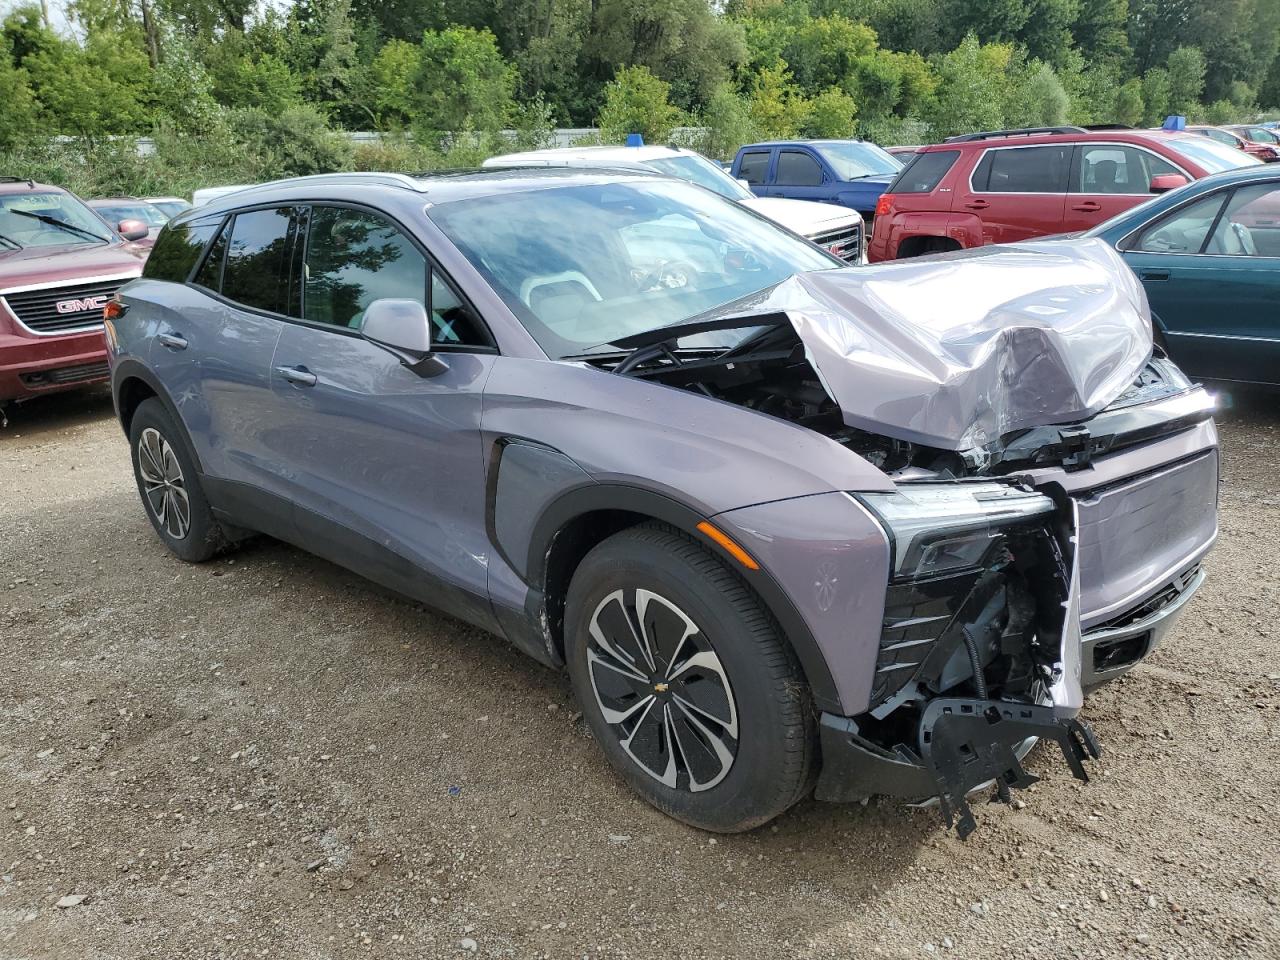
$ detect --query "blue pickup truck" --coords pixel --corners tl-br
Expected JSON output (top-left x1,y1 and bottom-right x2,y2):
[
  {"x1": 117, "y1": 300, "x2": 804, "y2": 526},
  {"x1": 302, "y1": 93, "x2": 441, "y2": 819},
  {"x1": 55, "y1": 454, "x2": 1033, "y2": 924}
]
[{"x1": 729, "y1": 139, "x2": 902, "y2": 224}]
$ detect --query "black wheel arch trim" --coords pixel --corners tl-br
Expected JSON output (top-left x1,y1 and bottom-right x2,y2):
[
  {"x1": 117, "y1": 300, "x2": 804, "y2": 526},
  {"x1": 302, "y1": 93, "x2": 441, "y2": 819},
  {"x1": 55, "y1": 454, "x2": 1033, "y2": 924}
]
[
  {"x1": 111, "y1": 358, "x2": 206, "y2": 475},
  {"x1": 496, "y1": 448, "x2": 845, "y2": 714}
]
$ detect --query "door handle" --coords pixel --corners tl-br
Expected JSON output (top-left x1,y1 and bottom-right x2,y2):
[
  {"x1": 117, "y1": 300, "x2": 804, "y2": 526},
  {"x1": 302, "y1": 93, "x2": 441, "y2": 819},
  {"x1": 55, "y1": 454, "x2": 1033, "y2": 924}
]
[
  {"x1": 157, "y1": 331, "x2": 187, "y2": 350},
  {"x1": 1138, "y1": 269, "x2": 1170, "y2": 281},
  {"x1": 964, "y1": 200, "x2": 990, "y2": 210},
  {"x1": 1071, "y1": 201, "x2": 1102, "y2": 212},
  {"x1": 275, "y1": 364, "x2": 318, "y2": 387}
]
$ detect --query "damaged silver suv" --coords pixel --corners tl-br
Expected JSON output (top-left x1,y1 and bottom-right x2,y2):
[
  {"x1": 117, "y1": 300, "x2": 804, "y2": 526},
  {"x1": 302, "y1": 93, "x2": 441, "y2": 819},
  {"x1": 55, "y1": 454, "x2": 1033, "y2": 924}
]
[{"x1": 105, "y1": 170, "x2": 1218, "y2": 836}]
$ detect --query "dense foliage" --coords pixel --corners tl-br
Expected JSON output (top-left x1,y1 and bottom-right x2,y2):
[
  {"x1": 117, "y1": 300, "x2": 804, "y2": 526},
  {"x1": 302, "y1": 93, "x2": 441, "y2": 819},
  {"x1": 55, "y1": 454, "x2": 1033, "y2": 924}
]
[{"x1": 3, "y1": 0, "x2": 1279, "y2": 193}]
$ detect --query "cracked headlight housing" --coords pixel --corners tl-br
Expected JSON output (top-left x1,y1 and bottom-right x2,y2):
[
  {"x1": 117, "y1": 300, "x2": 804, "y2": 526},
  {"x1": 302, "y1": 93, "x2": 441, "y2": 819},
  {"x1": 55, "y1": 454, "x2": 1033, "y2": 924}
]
[{"x1": 856, "y1": 482, "x2": 1056, "y2": 581}]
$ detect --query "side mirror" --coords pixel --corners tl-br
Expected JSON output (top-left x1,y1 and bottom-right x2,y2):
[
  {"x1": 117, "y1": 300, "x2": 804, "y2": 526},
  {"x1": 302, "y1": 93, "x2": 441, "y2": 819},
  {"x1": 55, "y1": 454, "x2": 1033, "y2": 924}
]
[
  {"x1": 1149, "y1": 173, "x2": 1189, "y2": 194},
  {"x1": 360, "y1": 298, "x2": 448, "y2": 377},
  {"x1": 117, "y1": 218, "x2": 149, "y2": 241}
]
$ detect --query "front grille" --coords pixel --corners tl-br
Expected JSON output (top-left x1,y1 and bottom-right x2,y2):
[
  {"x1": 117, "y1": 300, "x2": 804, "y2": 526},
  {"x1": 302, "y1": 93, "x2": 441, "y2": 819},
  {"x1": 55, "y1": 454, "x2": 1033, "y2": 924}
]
[
  {"x1": 811, "y1": 224, "x2": 861, "y2": 263},
  {"x1": 19, "y1": 361, "x2": 109, "y2": 388},
  {"x1": 1, "y1": 279, "x2": 123, "y2": 334}
]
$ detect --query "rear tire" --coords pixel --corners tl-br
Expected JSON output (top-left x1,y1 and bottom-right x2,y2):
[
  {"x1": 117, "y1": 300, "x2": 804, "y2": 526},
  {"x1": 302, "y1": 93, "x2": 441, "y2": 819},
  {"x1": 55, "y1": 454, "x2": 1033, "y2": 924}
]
[
  {"x1": 128, "y1": 398, "x2": 228, "y2": 563},
  {"x1": 565, "y1": 523, "x2": 815, "y2": 832}
]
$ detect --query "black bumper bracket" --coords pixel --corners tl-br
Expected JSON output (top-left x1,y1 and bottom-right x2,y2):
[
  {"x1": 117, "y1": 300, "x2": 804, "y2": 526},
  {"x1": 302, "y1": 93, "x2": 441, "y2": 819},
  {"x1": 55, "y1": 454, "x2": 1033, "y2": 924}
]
[{"x1": 919, "y1": 698, "x2": 1101, "y2": 839}]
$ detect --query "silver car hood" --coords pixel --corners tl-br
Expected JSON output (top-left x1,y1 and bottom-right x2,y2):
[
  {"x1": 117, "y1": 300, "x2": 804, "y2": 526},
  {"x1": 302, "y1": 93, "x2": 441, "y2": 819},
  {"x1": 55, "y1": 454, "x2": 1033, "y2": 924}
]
[{"x1": 731, "y1": 239, "x2": 1153, "y2": 451}]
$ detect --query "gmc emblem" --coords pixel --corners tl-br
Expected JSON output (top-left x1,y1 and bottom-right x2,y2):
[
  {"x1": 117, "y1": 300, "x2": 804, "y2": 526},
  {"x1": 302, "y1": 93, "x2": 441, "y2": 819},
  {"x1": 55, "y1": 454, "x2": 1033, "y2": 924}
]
[{"x1": 56, "y1": 295, "x2": 109, "y2": 314}]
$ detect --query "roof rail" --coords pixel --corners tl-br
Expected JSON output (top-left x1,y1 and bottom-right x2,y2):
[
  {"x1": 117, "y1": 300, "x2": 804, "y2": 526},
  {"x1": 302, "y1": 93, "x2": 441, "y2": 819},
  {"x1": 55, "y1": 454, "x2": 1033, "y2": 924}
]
[
  {"x1": 213, "y1": 171, "x2": 429, "y2": 200},
  {"x1": 943, "y1": 126, "x2": 1088, "y2": 143},
  {"x1": 1081, "y1": 124, "x2": 1133, "y2": 130},
  {"x1": 0, "y1": 176, "x2": 35, "y2": 186}
]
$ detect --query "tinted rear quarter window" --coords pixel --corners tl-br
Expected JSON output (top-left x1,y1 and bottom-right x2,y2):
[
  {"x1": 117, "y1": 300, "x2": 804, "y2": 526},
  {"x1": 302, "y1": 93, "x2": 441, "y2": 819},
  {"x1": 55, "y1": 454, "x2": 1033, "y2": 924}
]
[
  {"x1": 143, "y1": 218, "x2": 222, "y2": 283},
  {"x1": 221, "y1": 207, "x2": 298, "y2": 315},
  {"x1": 738, "y1": 151, "x2": 770, "y2": 184},
  {"x1": 971, "y1": 145, "x2": 1071, "y2": 193},
  {"x1": 890, "y1": 150, "x2": 960, "y2": 193}
]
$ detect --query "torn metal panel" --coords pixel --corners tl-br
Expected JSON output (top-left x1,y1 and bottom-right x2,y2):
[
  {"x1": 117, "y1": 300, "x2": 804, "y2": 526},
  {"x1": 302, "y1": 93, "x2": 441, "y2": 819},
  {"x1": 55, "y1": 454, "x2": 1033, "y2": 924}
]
[{"x1": 702, "y1": 238, "x2": 1153, "y2": 452}]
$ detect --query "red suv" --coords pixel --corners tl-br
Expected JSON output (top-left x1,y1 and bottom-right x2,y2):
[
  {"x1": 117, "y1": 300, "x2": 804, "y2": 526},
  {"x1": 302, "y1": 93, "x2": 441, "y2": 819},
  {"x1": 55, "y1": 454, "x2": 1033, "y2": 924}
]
[
  {"x1": 867, "y1": 125, "x2": 1262, "y2": 261},
  {"x1": 1, "y1": 178, "x2": 148, "y2": 405}
]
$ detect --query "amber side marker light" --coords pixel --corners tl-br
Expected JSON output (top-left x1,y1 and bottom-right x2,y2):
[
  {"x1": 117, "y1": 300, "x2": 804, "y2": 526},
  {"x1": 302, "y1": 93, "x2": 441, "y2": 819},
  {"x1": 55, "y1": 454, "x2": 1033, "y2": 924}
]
[{"x1": 696, "y1": 521, "x2": 760, "y2": 571}]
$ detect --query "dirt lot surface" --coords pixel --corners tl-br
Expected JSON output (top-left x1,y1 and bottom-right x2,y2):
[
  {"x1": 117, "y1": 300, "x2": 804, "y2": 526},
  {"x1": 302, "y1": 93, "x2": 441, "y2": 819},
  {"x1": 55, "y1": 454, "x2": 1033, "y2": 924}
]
[{"x1": 1, "y1": 386, "x2": 1277, "y2": 960}]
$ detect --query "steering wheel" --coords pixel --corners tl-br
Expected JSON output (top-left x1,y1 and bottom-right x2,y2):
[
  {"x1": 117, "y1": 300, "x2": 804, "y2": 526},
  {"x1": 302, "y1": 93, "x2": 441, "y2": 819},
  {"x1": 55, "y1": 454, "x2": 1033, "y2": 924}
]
[{"x1": 644, "y1": 259, "x2": 699, "y2": 291}]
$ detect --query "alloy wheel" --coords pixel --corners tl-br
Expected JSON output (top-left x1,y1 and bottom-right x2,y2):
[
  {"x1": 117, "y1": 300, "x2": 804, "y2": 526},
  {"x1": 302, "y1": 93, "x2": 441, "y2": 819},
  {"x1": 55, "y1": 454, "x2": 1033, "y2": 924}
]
[
  {"x1": 586, "y1": 588, "x2": 739, "y2": 792},
  {"x1": 137, "y1": 426, "x2": 191, "y2": 540}
]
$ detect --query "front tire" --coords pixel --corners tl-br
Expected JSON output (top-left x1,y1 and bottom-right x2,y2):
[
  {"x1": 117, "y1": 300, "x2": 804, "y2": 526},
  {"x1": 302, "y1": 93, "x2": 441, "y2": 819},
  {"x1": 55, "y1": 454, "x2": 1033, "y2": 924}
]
[
  {"x1": 128, "y1": 398, "x2": 227, "y2": 562},
  {"x1": 565, "y1": 524, "x2": 815, "y2": 832}
]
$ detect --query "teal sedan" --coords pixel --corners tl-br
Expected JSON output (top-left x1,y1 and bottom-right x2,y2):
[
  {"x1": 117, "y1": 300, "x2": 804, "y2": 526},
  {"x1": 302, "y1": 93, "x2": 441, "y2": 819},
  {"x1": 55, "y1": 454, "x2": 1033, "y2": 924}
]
[{"x1": 1085, "y1": 164, "x2": 1280, "y2": 386}]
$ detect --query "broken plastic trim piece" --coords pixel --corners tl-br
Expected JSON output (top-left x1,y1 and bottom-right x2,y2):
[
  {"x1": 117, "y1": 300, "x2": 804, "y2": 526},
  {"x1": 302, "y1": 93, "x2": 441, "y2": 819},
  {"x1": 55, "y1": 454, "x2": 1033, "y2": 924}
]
[{"x1": 918, "y1": 697, "x2": 1101, "y2": 839}]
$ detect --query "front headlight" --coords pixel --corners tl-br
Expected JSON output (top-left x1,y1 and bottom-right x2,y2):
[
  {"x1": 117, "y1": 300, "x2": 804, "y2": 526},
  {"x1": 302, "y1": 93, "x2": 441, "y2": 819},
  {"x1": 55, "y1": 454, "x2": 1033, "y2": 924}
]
[{"x1": 855, "y1": 482, "x2": 1055, "y2": 581}]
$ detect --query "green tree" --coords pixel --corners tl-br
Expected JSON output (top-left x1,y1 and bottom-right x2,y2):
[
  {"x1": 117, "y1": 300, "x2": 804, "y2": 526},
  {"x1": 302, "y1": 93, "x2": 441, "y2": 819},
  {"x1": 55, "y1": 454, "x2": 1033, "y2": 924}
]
[
  {"x1": 691, "y1": 80, "x2": 755, "y2": 161},
  {"x1": 746, "y1": 59, "x2": 811, "y2": 139},
  {"x1": 1141, "y1": 66, "x2": 1171, "y2": 125},
  {"x1": 367, "y1": 38, "x2": 418, "y2": 127},
  {"x1": 804, "y1": 85, "x2": 857, "y2": 137},
  {"x1": 597, "y1": 64, "x2": 684, "y2": 143},
  {"x1": 413, "y1": 26, "x2": 516, "y2": 139},
  {"x1": 926, "y1": 34, "x2": 1012, "y2": 138},
  {"x1": 1009, "y1": 61, "x2": 1069, "y2": 126},
  {"x1": 1113, "y1": 78, "x2": 1146, "y2": 126},
  {"x1": 1165, "y1": 46, "x2": 1206, "y2": 116},
  {"x1": 0, "y1": 40, "x2": 38, "y2": 151}
]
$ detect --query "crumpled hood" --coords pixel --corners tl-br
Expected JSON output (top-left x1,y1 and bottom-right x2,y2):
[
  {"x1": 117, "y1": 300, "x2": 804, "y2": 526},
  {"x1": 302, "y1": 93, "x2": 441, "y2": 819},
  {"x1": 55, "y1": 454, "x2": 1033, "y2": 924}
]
[{"x1": 727, "y1": 239, "x2": 1152, "y2": 451}]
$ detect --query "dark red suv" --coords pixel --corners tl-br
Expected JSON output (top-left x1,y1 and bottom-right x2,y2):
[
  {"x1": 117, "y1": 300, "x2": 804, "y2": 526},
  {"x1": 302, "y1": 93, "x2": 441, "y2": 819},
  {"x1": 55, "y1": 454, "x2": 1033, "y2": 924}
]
[
  {"x1": 0, "y1": 178, "x2": 148, "y2": 405},
  {"x1": 867, "y1": 126, "x2": 1262, "y2": 261}
]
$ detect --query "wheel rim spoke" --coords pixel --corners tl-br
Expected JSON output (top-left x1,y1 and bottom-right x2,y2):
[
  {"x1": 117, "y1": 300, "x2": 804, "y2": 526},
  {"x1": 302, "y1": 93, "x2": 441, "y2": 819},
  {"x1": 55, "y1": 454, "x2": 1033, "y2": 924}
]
[
  {"x1": 587, "y1": 587, "x2": 737, "y2": 794},
  {"x1": 137, "y1": 427, "x2": 190, "y2": 542}
]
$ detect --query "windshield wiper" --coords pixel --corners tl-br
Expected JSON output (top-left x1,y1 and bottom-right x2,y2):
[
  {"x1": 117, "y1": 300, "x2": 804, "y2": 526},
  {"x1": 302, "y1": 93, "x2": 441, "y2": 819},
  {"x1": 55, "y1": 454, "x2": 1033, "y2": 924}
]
[
  {"x1": 9, "y1": 209, "x2": 108, "y2": 243},
  {"x1": 0, "y1": 233, "x2": 21, "y2": 250},
  {"x1": 606, "y1": 313, "x2": 792, "y2": 375}
]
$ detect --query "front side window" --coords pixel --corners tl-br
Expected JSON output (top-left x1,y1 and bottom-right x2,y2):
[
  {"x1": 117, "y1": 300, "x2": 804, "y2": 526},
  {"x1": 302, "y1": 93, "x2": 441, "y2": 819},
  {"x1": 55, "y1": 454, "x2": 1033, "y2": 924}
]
[
  {"x1": 1133, "y1": 192, "x2": 1228, "y2": 253},
  {"x1": 143, "y1": 217, "x2": 223, "y2": 283},
  {"x1": 738, "y1": 151, "x2": 770, "y2": 185},
  {"x1": 93, "y1": 201, "x2": 170, "y2": 228},
  {"x1": 1200, "y1": 128, "x2": 1237, "y2": 145},
  {"x1": 1075, "y1": 145, "x2": 1178, "y2": 195},
  {"x1": 1167, "y1": 135, "x2": 1262, "y2": 172},
  {"x1": 428, "y1": 179, "x2": 839, "y2": 360},
  {"x1": 303, "y1": 207, "x2": 426, "y2": 329},
  {"x1": 1206, "y1": 183, "x2": 1280, "y2": 256},
  {"x1": 0, "y1": 191, "x2": 115, "y2": 249},
  {"x1": 775, "y1": 151, "x2": 824, "y2": 186},
  {"x1": 972, "y1": 146, "x2": 1071, "y2": 193},
  {"x1": 221, "y1": 207, "x2": 298, "y2": 315}
]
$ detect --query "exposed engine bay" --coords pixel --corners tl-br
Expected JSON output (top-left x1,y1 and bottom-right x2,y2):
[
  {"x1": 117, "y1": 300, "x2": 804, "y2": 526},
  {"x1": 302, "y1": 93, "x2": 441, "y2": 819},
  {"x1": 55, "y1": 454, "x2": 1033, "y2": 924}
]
[{"x1": 595, "y1": 315, "x2": 1208, "y2": 480}]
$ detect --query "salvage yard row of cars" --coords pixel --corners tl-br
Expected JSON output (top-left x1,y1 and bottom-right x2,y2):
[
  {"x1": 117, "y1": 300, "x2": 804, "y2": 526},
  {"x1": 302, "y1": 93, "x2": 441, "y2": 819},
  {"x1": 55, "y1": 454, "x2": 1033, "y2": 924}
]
[{"x1": 0, "y1": 120, "x2": 1272, "y2": 835}]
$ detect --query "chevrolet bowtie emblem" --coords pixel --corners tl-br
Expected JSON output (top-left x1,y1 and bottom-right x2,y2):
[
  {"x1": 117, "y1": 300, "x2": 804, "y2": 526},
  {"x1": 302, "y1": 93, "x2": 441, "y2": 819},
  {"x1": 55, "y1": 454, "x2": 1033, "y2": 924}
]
[{"x1": 654, "y1": 682, "x2": 669, "y2": 693}]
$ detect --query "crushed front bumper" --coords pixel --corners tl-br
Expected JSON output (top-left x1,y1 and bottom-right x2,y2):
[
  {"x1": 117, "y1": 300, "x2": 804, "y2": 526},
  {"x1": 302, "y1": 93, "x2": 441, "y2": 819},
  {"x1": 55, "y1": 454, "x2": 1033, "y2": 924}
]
[{"x1": 815, "y1": 497, "x2": 1192, "y2": 836}]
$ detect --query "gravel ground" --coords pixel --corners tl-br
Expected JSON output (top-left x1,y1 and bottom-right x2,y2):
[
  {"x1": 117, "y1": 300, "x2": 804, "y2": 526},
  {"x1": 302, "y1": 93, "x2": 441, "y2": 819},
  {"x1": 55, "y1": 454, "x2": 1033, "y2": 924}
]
[{"x1": 0, "y1": 386, "x2": 1277, "y2": 960}]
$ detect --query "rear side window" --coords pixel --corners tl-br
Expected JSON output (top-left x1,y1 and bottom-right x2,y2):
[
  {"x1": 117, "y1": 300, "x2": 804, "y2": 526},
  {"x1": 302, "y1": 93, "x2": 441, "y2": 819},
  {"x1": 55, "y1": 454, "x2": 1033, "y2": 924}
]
[
  {"x1": 890, "y1": 150, "x2": 960, "y2": 193},
  {"x1": 971, "y1": 145, "x2": 1071, "y2": 193},
  {"x1": 775, "y1": 151, "x2": 823, "y2": 186},
  {"x1": 221, "y1": 207, "x2": 299, "y2": 316},
  {"x1": 142, "y1": 218, "x2": 222, "y2": 283},
  {"x1": 738, "y1": 151, "x2": 770, "y2": 185}
]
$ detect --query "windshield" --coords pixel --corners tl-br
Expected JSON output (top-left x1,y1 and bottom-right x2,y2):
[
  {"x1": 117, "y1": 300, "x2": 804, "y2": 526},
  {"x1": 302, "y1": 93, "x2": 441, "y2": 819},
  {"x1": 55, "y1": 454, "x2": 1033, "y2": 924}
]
[
  {"x1": 1168, "y1": 136, "x2": 1263, "y2": 172},
  {"x1": 642, "y1": 154, "x2": 753, "y2": 201},
  {"x1": 149, "y1": 199, "x2": 191, "y2": 218},
  {"x1": 429, "y1": 178, "x2": 839, "y2": 359},
  {"x1": 93, "y1": 201, "x2": 169, "y2": 228},
  {"x1": 811, "y1": 141, "x2": 902, "y2": 180},
  {"x1": 0, "y1": 191, "x2": 114, "y2": 248}
]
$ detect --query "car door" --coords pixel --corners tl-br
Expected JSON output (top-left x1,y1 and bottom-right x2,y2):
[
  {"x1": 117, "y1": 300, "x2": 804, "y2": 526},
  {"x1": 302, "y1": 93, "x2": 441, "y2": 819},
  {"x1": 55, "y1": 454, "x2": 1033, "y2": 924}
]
[
  {"x1": 266, "y1": 203, "x2": 499, "y2": 622},
  {"x1": 737, "y1": 149, "x2": 773, "y2": 198},
  {"x1": 1121, "y1": 182, "x2": 1280, "y2": 383},
  {"x1": 1062, "y1": 144, "x2": 1183, "y2": 232},
  {"x1": 961, "y1": 144, "x2": 1071, "y2": 244},
  {"x1": 766, "y1": 149, "x2": 828, "y2": 203},
  {"x1": 150, "y1": 207, "x2": 297, "y2": 502}
]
